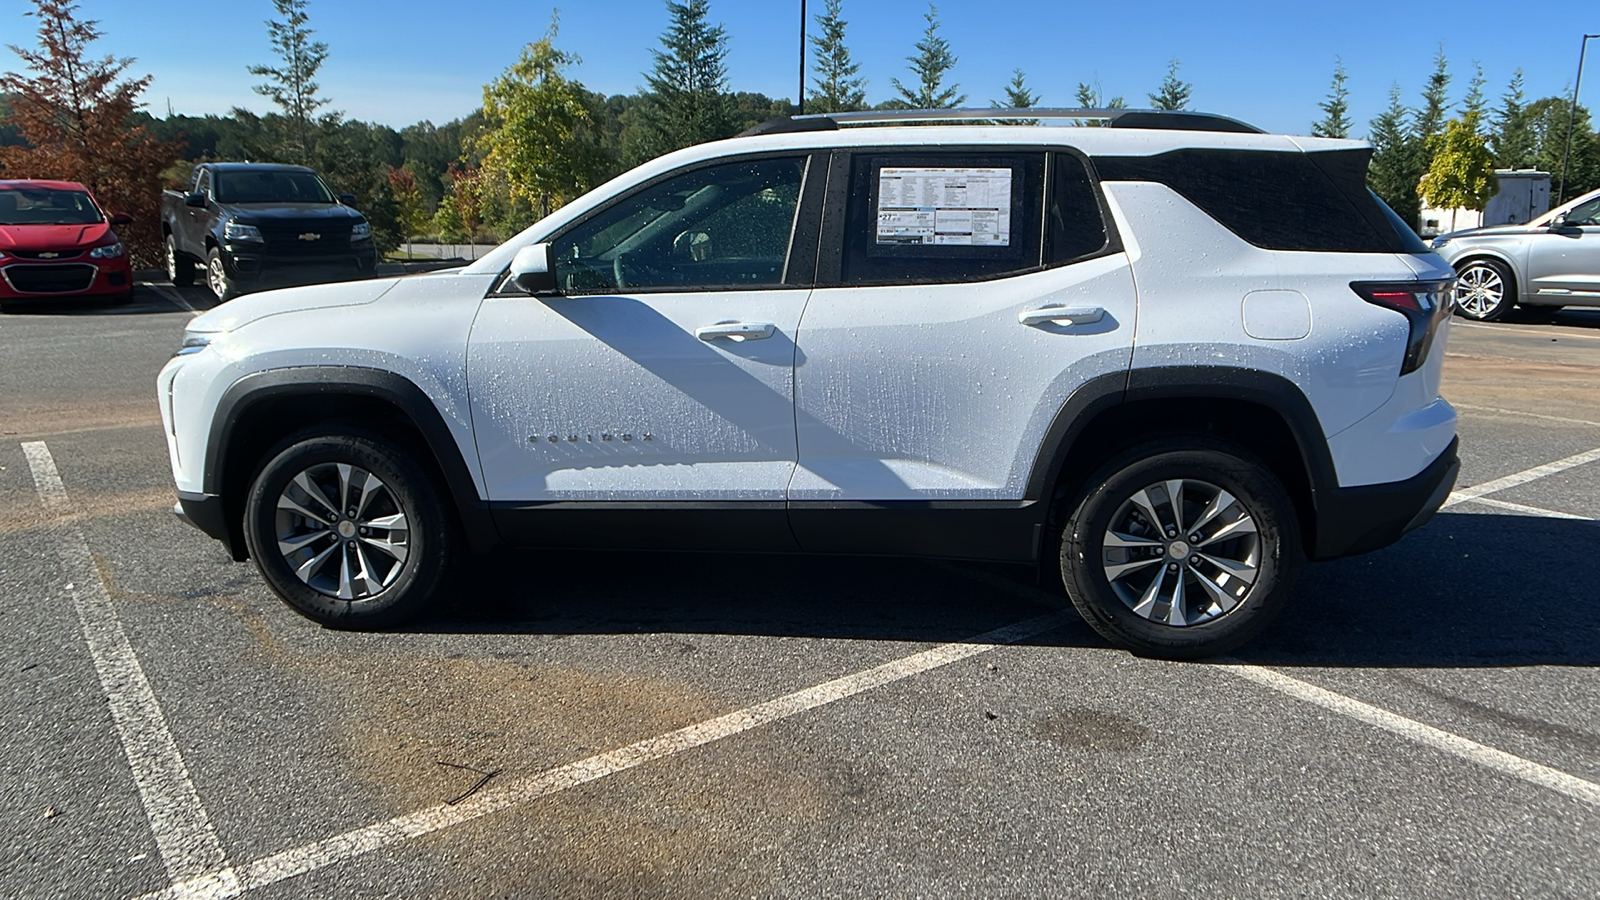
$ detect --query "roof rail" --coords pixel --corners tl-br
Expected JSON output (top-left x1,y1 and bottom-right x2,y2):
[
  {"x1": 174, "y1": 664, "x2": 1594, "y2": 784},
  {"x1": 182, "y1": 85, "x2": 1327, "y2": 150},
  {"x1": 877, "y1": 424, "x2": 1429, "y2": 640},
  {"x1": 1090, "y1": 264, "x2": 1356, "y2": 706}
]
[{"x1": 738, "y1": 107, "x2": 1263, "y2": 136}]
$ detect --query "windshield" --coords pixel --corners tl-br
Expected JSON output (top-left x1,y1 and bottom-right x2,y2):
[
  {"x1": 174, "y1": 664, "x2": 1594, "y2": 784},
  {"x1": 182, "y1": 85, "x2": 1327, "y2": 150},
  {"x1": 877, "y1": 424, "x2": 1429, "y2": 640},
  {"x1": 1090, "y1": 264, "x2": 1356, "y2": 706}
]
[
  {"x1": 215, "y1": 170, "x2": 334, "y2": 204},
  {"x1": 1530, "y1": 187, "x2": 1600, "y2": 227},
  {"x1": 0, "y1": 188, "x2": 104, "y2": 225}
]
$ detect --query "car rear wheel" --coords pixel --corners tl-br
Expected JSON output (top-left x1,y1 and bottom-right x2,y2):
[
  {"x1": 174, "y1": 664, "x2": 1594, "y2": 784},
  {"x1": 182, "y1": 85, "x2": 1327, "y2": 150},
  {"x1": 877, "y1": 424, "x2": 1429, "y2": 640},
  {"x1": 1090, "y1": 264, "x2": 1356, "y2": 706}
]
[
  {"x1": 206, "y1": 247, "x2": 240, "y2": 302},
  {"x1": 1059, "y1": 439, "x2": 1302, "y2": 659},
  {"x1": 1452, "y1": 259, "x2": 1514, "y2": 321},
  {"x1": 244, "y1": 431, "x2": 456, "y2": 629}
]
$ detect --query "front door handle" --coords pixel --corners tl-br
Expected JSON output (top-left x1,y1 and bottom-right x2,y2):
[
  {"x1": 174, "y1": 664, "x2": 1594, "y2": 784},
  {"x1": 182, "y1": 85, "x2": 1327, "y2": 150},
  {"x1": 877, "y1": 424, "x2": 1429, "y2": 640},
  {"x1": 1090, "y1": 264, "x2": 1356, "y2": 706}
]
[
  {"x1": 1018, "y1": 305, "x2": 1106, "y2": 328},
  {"x1": 695, "y1": 321, "x2": 776, "y2": 342}
]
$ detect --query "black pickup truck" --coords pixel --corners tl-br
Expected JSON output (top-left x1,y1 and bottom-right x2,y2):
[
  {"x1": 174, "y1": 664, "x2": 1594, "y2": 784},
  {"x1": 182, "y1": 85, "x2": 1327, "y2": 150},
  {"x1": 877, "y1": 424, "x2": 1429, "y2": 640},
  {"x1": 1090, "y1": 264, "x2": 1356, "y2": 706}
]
[{"x1": 161, "y1": 162, "x2": 377, "y2": 300}]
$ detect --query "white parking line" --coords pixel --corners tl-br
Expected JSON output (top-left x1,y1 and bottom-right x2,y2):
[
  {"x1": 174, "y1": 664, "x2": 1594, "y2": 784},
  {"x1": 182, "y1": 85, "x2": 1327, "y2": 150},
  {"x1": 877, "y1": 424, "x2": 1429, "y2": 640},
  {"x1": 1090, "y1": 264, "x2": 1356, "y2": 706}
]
[
  {"x1": 139, "y1": 282, "x2": 202, "y2": 316},
  {"x1": 21, "y1": 442, "x2": 234, "y2": 888},
  {"x1": 1451, "y1": 321, "x2": 1600, "y2": 340},
  {"x1": 1461, "y1": 495, "x2": 1596, "y2": 524},
  {"x1": 1222, "y1": 664, "x2": 1600, "y2": 808},
  {"x1": 139, "y1": 611, "x2": 1073, "y2": 900},
  {"x1": 1454, "y1": 404, "x2": 1600, "y2": 429},
  {"x1": 1444, "y1": 446, "x2": 1600, "y2": 508}
]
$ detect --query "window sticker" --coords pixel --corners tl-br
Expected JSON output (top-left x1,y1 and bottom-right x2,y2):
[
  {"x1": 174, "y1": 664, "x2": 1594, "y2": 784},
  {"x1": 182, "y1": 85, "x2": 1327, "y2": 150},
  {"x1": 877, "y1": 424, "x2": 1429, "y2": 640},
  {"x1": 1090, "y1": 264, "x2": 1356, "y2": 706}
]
[{"x1": 876, "y1": 167, "x2": 1013, "y2": 246}]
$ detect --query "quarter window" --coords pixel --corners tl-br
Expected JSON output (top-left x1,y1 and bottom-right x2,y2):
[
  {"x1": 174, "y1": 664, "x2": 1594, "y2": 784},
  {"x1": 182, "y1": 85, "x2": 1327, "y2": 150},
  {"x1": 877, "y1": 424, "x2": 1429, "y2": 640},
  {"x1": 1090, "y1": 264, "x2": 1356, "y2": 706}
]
[{"x1": 551, "y1": 156, "x2": 807, "y2": 293}]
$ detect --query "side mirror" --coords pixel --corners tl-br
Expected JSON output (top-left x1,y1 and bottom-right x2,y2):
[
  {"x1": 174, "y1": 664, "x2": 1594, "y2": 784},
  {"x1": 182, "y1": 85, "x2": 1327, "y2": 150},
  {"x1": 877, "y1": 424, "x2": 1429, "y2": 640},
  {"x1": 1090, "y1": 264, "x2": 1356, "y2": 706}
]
[
  {"x1": 109, "y1": 212, "x2": 133, "y2": 226},
  {"x1": 509, "y1": 243, "x2": 558, "y2": 294},
  {"x1": 339, "y1": 193, "x2": 358, "y2": 207},
  {"x1": 184, "y1": 192, "x2": 207, "y2": 209}
]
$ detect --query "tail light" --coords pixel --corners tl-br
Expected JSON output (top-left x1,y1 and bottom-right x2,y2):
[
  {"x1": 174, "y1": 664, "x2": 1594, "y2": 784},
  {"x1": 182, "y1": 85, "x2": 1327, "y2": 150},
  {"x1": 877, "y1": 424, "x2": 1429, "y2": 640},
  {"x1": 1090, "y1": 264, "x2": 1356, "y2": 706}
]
[{"x1": 1351, "y1": 279, "x2": 1453, "y2": 375}]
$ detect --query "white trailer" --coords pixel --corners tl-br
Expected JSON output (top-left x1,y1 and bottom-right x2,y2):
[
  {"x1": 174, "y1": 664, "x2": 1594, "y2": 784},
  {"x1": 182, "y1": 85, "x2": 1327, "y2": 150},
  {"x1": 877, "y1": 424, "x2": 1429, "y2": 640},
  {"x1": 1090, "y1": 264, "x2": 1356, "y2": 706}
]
[{"x1": 1420, "y1": 169, "x2": 1551, "y2": 237}]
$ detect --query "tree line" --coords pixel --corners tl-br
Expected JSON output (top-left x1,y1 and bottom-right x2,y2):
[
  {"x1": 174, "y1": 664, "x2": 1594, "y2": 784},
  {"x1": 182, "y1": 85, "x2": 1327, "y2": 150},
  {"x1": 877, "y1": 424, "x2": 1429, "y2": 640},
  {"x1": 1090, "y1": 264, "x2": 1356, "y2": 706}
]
[{"x1": 2, "y1": 0, "x2": 1597, "y2": 267}]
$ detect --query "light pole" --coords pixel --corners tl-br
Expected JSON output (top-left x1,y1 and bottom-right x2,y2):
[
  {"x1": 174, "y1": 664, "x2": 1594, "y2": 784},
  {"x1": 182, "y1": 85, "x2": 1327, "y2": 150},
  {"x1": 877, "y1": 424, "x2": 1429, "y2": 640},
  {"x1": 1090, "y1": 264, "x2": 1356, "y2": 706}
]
[
  {"x1": 798, "y1": 0, "x2": 807, "y2": 115},
  {"x1": 1558, "y1": 33, "x2": 1600, "y2": 204}
]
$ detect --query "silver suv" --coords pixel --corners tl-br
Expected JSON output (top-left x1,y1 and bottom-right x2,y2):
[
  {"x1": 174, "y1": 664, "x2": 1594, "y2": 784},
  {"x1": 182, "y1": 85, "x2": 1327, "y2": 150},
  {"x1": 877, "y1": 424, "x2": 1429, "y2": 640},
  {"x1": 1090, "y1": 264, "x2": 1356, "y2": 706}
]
[{"x1": 1433, "y1": 186, "x2": 1600, "y2": 320}]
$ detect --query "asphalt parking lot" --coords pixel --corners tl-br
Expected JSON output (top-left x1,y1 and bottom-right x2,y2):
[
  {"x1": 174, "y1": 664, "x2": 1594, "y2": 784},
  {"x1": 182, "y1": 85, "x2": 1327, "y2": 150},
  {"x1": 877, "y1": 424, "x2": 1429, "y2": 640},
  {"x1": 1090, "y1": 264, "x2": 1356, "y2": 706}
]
[{"x1": 2, "y1": 282, "x2": 1597, "y2": 899}]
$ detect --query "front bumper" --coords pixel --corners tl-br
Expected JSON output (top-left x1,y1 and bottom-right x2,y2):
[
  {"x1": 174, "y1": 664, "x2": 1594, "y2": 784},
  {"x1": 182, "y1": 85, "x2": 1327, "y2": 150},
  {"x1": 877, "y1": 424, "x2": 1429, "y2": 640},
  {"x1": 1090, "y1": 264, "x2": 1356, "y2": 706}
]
[
  {"x1": 1310, "y1": 436, "x2": 1460, "y2": 560},
  {"x1": 0, "y1": 258, "x2": 132, "y2": 298},
  {"x1": 175, "y1": 491, "x2": 247, "y2": 561},
  {"x1": 223, "y1": 244, "x2": 377, "y2": 288}
]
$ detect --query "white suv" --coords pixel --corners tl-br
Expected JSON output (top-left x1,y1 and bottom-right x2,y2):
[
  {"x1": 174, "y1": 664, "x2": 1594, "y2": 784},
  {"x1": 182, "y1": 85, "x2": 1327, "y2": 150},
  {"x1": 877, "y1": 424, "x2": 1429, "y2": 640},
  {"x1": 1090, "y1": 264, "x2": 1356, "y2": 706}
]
[{"x1": 159, "y1": 109, "x2": 1460, "y2": 658}]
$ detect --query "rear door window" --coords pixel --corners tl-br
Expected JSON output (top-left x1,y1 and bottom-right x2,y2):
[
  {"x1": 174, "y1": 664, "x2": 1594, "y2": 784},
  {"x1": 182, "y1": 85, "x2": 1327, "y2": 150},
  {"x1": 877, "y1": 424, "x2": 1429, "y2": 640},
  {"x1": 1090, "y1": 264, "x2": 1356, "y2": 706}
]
[{"x1": 835, "y1": 151, "x2": 1045, "y2": 285}]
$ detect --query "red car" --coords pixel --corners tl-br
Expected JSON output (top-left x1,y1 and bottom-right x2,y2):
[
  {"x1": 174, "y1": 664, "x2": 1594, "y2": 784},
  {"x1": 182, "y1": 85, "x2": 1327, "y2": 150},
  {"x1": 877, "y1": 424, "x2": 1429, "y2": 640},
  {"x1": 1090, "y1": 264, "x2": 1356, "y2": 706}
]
[{"x1": 0, "y1": 179, "x2": 135, "y2": 309}]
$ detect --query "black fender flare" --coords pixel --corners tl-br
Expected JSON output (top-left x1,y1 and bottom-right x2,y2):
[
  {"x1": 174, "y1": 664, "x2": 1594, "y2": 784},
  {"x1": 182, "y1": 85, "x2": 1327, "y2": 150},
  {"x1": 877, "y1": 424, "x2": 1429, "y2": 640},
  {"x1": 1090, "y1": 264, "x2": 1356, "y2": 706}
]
[{"x1": 205, "y1": 366, "x2": 501, "y2": 554}]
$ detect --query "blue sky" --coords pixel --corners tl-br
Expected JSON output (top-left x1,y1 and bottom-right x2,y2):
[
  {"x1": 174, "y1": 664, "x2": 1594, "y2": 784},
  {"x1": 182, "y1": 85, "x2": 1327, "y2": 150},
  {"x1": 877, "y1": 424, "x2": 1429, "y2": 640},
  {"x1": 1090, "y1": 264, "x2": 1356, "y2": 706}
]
[{"x1": 2, "y1": 0, "x2": 1596, "y2": 137}]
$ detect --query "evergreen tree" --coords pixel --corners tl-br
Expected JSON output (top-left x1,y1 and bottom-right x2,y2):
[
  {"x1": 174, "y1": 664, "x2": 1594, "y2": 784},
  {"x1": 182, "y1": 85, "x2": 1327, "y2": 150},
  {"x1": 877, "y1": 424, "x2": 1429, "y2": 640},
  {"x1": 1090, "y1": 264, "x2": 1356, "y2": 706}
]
[
  {"x1": 632, "y1": 0, "x2": 734, "y2": 162},
  {"x1": 891, "y1": 4, "x2": 964, "y2": 109},
  {"x1": 992, "y1": 69, "x2": 1038, "y2": 124},
  {"x1": 1073, "y1": 80, "x2": 1125, "y2": 126},
  {"x1": 1415, "y1": 46, "x2": 1451, "y2": 143},
  {"x1": 0, "y1": 0, "x2": 181, "y2": 265},
  {"x1": 1148, "y1": 59, "x2": 1192, "y2": 111},
  {"x1": 1459, "y1": 61, "x2": 1487, "y2": 135},
  {"x1": 247, "y1": 0, "x2": 333, "y2": 165},
  {"x1": 809, "y1": 0, "x2": 866, "y2": 113},
  {"x1": 1489, "y1": 69, "x2": 1534, "y2": 169},
  {"x1": 1525, "y1": 96, "x2": 1600, "y2": 200},
  {"x1": 1312, "y1": 58, "x2": 1351, "y2": 138},
  {"x1": 1368, "y1": 84, "x2": 1421, "y2": 228}
]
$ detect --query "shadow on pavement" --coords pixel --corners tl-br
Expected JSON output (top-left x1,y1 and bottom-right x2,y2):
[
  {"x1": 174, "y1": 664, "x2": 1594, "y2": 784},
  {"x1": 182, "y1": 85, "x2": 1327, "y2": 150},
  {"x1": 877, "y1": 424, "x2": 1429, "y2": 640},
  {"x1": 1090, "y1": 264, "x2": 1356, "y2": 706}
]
[{"x1": 414, "y1": 511, "x2": 1597, "y2": 668}]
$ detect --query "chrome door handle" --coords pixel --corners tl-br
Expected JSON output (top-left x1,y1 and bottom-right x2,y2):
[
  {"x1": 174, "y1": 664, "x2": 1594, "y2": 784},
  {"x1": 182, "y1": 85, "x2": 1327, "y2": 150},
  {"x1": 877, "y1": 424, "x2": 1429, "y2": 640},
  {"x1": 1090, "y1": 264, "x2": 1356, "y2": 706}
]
[
  {"x1": 1018, "y1": 305, "x2": 1106, "y2": 327},
  {"x1": 695, "y1": 321, "x2": 776, "y2": 342}
]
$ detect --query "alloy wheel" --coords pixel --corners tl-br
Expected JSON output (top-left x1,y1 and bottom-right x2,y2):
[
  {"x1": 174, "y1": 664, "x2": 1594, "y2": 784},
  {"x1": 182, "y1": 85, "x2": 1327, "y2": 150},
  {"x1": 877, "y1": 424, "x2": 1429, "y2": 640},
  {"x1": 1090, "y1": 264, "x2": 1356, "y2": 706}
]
[
  {"x1": 274, "y1": 462, "x2": 411, "y2": 600},
  {"x1": 207, "y1": 255, "x2": 227, "y2": 298},
  {"x1": 1100, "y1": 478, "x2": 1260, "y2": 627},
  {"x1": 1454, "y1": 263, "x2": 1504, "y2": 317}
]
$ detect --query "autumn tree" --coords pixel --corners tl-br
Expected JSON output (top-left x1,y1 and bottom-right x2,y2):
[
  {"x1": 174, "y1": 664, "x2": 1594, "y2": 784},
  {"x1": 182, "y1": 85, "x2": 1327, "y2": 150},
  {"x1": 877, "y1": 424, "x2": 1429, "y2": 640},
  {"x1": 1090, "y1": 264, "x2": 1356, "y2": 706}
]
[
  {"x1": 387, "y1": 166, "x2": 425, "y2": 248},
  {"x1": 0, "y1": 0, "x2": 182, "y2": 265},
  {"x1": 1148, "y1": 59, "x2": 1192, "y2": 111},
  {"x1": 809, "y1": 0, "x2": 866, "y2": 113},
  {"x1": 247, "y1": 0, "x2": 332, "y2": 165},
  {"x1": 1418, "y1": 113, "x2": 1499, "y2": 232},
  {"x1": 891, "y1": 4, "x2": 964, "y2": 109},
  {"x1": 1312, "y1": 58, "x2": 1351, "y2": 138},
  {"x1": 478, "y1": 16, "x2": 610, "y2": 219}
]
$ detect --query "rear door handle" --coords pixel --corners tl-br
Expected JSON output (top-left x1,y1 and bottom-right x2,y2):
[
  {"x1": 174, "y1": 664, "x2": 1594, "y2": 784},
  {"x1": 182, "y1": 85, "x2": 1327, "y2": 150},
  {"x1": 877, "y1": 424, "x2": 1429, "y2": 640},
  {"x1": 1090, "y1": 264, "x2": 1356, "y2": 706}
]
[
  {"x1": 695, "y1": 321, "x2": 776, "y2": 342},
  {"x1": 1018, "y1": 305, "x2": 1106, "y2": 328}
]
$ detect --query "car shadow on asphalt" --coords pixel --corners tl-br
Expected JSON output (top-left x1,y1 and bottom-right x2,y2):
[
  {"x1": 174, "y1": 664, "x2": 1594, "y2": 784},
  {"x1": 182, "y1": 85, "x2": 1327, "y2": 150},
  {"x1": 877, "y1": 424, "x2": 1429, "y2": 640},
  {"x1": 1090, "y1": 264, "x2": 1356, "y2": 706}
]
[{"x1": 412, "y1": 511, "x2": 1597, "y2": 668}]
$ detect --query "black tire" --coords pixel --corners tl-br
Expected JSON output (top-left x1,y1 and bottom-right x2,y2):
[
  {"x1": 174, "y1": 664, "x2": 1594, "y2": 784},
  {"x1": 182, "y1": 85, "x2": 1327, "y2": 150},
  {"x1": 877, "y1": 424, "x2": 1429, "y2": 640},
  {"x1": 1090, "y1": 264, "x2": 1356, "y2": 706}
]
[
  {"x1": 1058, "y1": 438, "x2": 1303, "y2": 660},
  {"x1": 244, "y1": 431, "x2": 456, "y2": 629},
  {"x1": 205, "y1": 246, "x2": 240, "y2": 301},
  {"x1": 1452, "y1": 258, "x2": 1515, "y2": 321},
  {"x1": 166, "y1": 233, "x2": 195, "y2": 287}
]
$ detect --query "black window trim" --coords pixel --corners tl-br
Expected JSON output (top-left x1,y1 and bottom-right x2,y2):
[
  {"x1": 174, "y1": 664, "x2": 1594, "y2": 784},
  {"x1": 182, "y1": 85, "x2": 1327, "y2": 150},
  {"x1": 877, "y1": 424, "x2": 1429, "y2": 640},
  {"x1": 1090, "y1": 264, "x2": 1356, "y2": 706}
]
[
  {"x1": 494, "y1": 149, "x2": 828, "y2": 298},
  {"x1": 812, "y1": 144, "x2": 1124, "y2": 288}
]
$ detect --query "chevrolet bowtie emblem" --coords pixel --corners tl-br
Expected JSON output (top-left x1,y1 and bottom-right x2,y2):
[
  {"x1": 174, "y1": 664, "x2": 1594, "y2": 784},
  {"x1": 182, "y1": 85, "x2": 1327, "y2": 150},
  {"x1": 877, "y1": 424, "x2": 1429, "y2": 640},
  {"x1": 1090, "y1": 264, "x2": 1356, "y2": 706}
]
[
  {"x1": 298, "y1": 232, "x2": 320, "y2": 241},
  {"x1": 38, "y1": 251, "x2": 60, "y2": 258}
]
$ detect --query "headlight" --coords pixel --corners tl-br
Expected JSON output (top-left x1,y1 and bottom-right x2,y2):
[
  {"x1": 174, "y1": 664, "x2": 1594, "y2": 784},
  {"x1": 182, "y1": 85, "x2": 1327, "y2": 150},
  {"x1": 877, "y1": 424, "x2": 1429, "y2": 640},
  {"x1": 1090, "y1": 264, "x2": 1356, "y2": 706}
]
[
  {"x1": 174, "y1": 332, "x2": 213, "y2": 357},
  {"x1": 89, "y1": 241, "x2": 125, "y2": 258},
  {"x1": 350, "y1": 221, "x2": 371, "y2": 241},
  {"x1": 224, "y1": 222, "x2": 264, "y2": 243}
]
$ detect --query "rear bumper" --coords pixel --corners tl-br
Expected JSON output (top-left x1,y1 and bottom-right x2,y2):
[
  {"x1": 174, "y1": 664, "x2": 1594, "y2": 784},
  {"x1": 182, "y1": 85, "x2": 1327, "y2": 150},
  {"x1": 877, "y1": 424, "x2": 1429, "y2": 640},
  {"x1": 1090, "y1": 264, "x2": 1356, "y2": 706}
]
[{"x1": 1310, "y1": 436, "x2": 1459, "y2": 560}]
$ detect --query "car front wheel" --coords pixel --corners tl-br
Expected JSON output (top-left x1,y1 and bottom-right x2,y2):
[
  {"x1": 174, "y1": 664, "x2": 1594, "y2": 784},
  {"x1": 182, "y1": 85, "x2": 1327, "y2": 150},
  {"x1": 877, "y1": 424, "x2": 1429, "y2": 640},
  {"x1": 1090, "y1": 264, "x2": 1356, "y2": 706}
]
[
  {"x1": 1452, "y1": 259, "x2": 1514, "y2": 321},
  {"x1": 244, "y1": 431, "x2": 455, "y2": 628},
  {"x1": 1059, "y1": 439, "x2": 1302, "y2": 659},
  {"x1": 206, "y1": 247, "x2": 240, "y2": 302}
]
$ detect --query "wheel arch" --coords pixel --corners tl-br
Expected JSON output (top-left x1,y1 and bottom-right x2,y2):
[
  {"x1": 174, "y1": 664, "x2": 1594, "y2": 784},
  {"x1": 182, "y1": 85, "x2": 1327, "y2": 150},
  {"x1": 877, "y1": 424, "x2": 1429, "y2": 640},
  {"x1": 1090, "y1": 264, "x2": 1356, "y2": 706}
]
[
  {"x1": 204, "y1": 367, "x2": 499, "y2": 560},
  {"x1": 1028, "y1": 366, "x2": 1338, "y2": 559}
]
